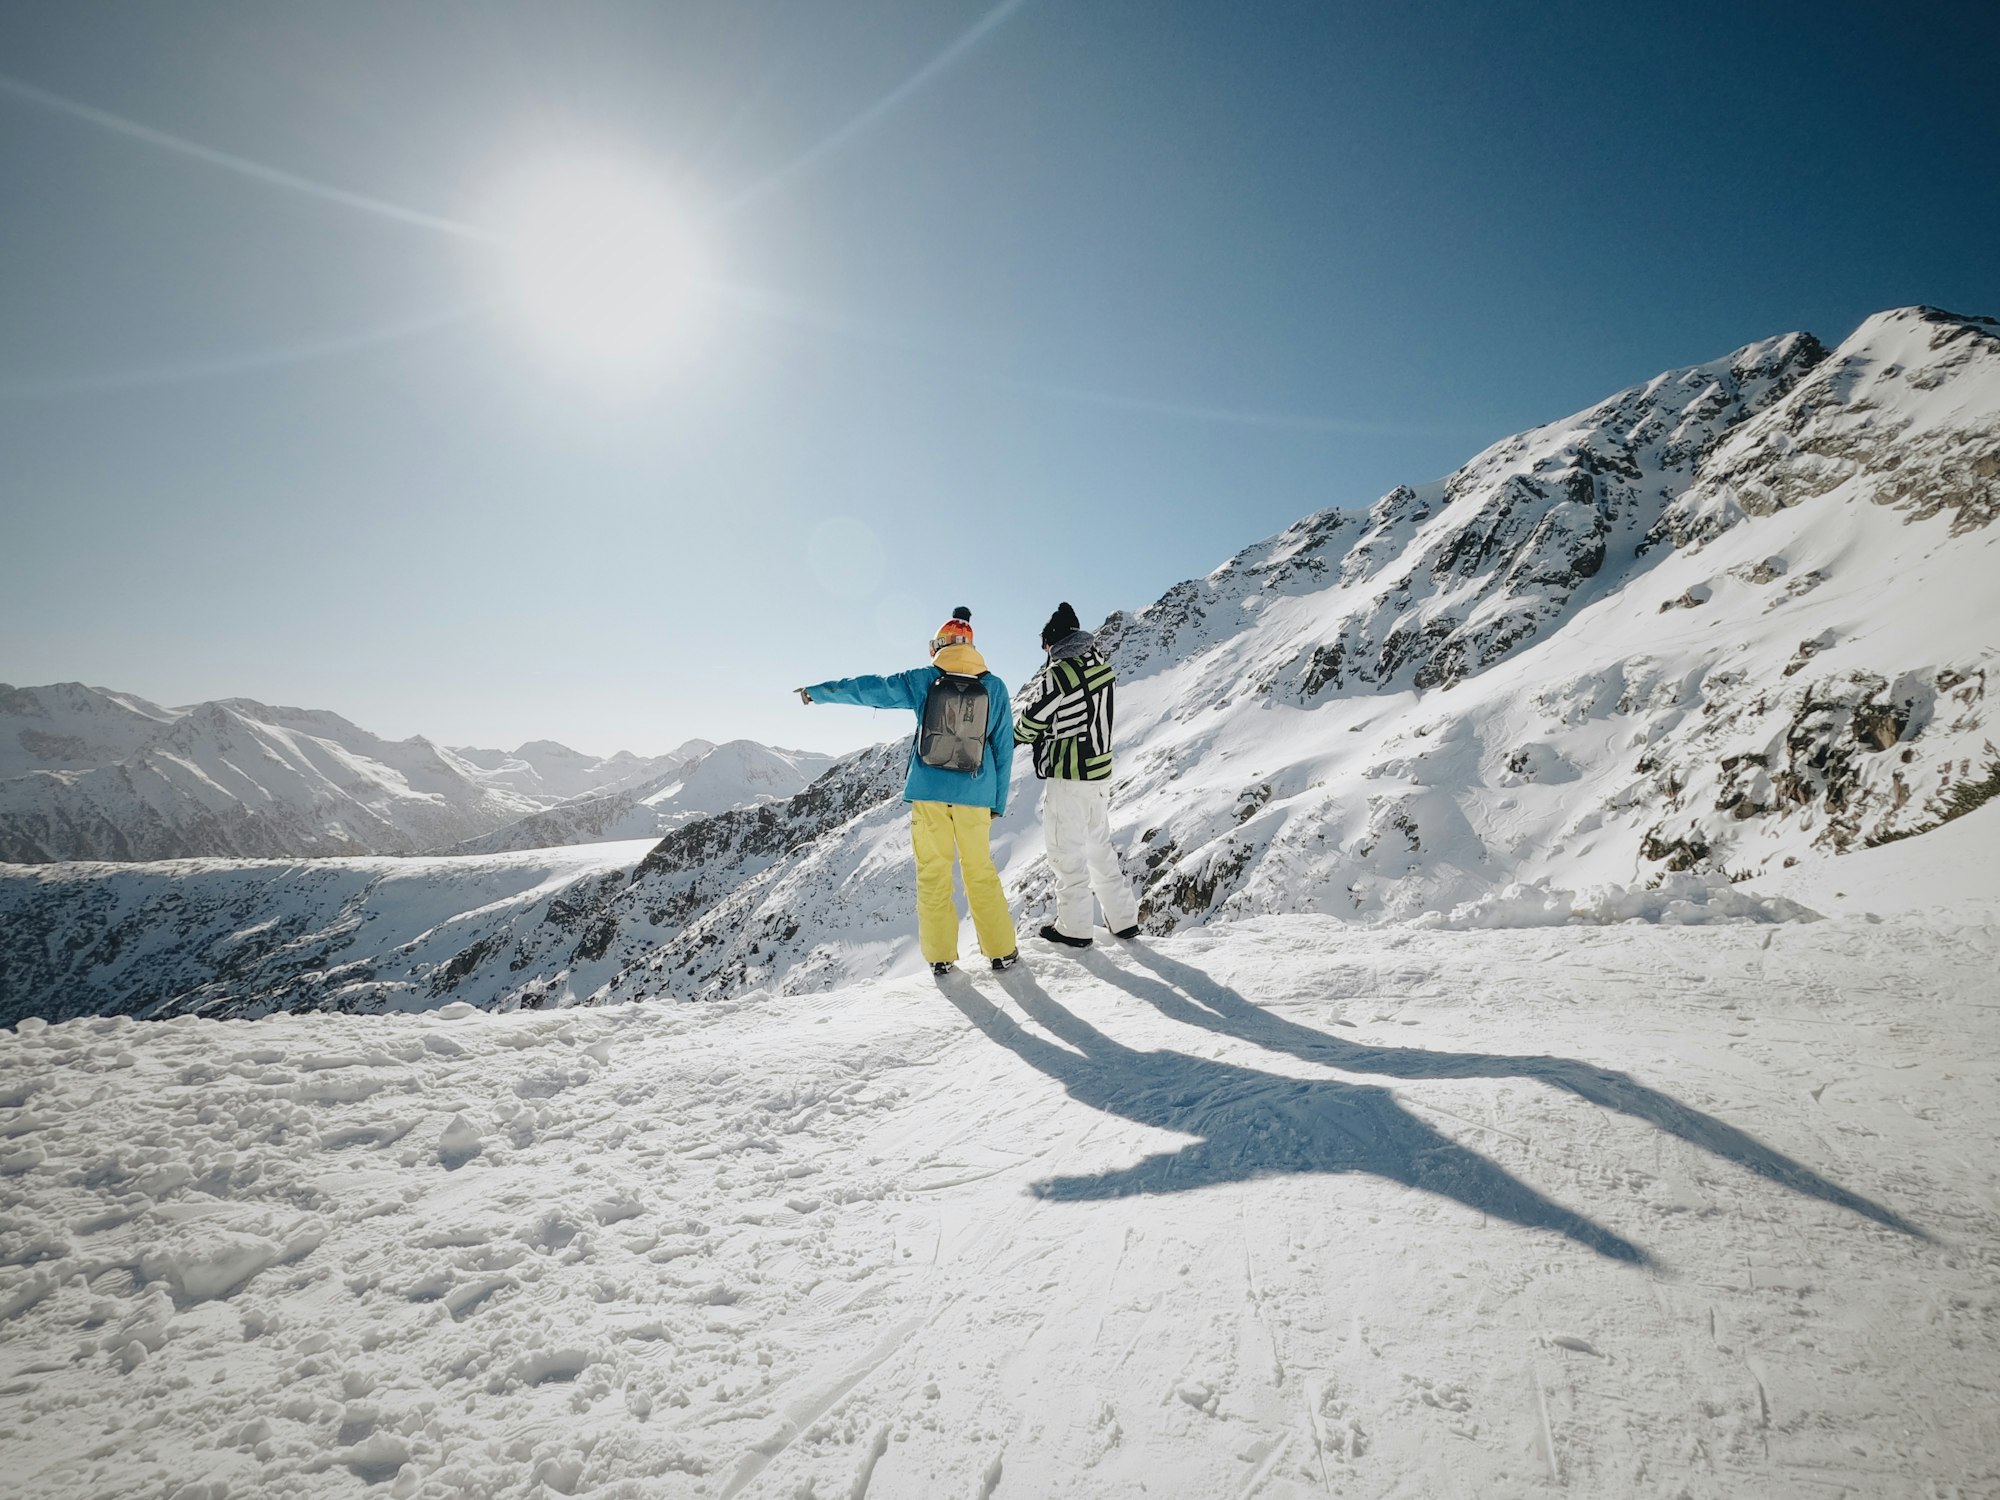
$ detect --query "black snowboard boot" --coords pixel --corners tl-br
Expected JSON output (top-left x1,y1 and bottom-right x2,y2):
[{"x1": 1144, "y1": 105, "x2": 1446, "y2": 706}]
[
  {"x1": 1039, "y1": 924, "x2": 1092, "y2": 949},
  {"x1": 1111, "y1": 926, "x2": 1141, "y2": 940},
  {"x1": 990, "y1": 951, "x2": 1019, "y2": 972}
]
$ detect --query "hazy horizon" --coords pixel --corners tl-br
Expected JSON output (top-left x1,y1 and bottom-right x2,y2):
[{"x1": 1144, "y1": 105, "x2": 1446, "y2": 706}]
[{"x1": 4, "y1": 1, "x2": 1995, "y2": 758}]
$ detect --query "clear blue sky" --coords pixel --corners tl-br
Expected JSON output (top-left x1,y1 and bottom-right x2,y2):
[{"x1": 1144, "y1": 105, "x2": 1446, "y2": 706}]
[{"x1": 2, "y1": 0, "x2": 1994, "y2": 756}]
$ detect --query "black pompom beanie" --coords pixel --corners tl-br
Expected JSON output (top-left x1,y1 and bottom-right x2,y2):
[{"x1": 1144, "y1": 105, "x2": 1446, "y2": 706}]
[{"x1": 1040, "y1": 601, "x2": 1081, "y2": 649}]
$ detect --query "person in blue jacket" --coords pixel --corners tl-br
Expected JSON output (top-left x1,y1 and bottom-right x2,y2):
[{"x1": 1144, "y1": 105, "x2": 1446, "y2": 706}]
[{"x1": 797, "y1": 607, "x2": 1021, "y2": 975}]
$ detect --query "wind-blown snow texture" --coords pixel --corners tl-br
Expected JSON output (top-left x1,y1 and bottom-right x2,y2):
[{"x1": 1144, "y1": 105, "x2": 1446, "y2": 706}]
[
  {"x1": 2, "y1": 810, "x2": 1997, "y2": 1496},
  {"x1": 6, "y1": 305, "x2": 1991, "y2": 1023}
]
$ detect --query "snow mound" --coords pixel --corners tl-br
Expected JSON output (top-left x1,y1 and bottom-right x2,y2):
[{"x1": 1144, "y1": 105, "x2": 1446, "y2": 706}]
[{"x1": 1414, "y1": 873, "x2": 1821, "y2": 929}]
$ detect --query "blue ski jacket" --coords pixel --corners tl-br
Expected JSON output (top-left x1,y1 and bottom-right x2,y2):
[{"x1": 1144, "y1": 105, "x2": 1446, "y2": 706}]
[{"x1": 804, "y1": 647, "x2": 1014, "y2": 816}]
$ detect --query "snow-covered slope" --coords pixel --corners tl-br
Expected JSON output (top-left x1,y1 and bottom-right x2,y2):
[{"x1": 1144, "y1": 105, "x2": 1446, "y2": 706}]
[
  {"x1": 0, "y1": 692, "x2": 545, "y2": 863},
  {"x1": 451, "y1": 741, "x2": 840, "y2": 856},
  {"x1": 1079, "y1": 305, "x2": 2000, "y2": 920},
  {"x1": 602, "y1": 304, "x2": 2000, "y2": 1003},
  {"x1": 0, "y1": 741, "x2": 907, "y2": 1026},
  {"x1": 446, "y1": 738, "x2": 715, "y2": 806},
  {"x1": 0, "y1": 681, "x2": 180, "y2": 779},
  {"x1": 0, "y1": 841, "x2": 656, "y2": 1027},
  {"x1": 3, "y1": 822, "x2": 1996, "y2": 1497},
  {"x1": 0, "y1": 688, "x2": 756, "y2": 863},
  {"x1": 2, "y1": 306, "x2": 1993, "y2": 1020}
]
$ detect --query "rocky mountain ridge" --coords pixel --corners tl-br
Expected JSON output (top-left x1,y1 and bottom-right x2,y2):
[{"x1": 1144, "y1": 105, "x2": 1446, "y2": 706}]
[
  {"x1": 0, "y1": 687, "x2": 775, "y2": 863},
  {"x1": 448, "y1": 740, "x2": 843, "y2": 856},
  {"x1": 3, "y1": 304, "x2": 1994, "y2": 1023},
  {"x1": 443, "y1": 737, "x2": 715, "y2": 805}
]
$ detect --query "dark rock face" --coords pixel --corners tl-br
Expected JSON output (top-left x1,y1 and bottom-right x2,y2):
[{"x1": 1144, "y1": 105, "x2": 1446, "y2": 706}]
[
  {"x1": 0, "y1": 862, "x2": 387, "y2": 1026},
  {"x1": 414, "y1": 743, "x2": 911, "y2": 1011},
  {"x1": 1639, "y1": 826, "x2": 1712, "y2": 872},
  {"x1": 1137, "y1": 840, "x2": 1254, "y2": 927},
  {"x1": 1233, "y1": 333, "x2": 1830, "y2": 706},
  {"x1": 1629, "y1": 664, "x2": 1988, "y2": 879},
  {"x1": 1851, "y1": 702, "x2": 1908, "y2": 753},
  {"x1": 0, "y1": 742, "x2": 913, "y2": 1025},
  {"x1": 1659, "y1": 309, "x2": 2000, "y2": 549}
]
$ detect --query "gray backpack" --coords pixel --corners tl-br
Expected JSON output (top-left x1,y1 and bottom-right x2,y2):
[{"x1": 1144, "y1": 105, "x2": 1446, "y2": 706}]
[{"x1": 918, "y1": 673, "x2": 988, "y2": 773}]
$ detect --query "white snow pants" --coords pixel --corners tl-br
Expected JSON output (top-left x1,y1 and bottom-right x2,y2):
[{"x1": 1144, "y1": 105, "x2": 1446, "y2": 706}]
[{"x1": 1041, "y1": 777, "x2": 1140, "y2": 939}]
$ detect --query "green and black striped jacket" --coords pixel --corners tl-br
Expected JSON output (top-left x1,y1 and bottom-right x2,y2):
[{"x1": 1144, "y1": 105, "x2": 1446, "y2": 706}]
[{"x1": 1014, "y1": 647, "x2": 1116, "y2": 780}]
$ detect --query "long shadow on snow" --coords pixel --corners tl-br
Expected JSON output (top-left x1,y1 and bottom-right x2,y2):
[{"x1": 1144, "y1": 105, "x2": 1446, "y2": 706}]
[
  {"x1": 1081, "y1": 943, "x2": 1924, "y2": 1241},
  {"x1": 939, "y1": 967, "x2": 1649, "y2": 1264}
]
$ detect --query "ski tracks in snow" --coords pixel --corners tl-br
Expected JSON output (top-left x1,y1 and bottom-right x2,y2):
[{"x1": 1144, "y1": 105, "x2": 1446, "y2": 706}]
[{"x1": 2, "y1": 910, "x2": 1996, "y2": 1496}]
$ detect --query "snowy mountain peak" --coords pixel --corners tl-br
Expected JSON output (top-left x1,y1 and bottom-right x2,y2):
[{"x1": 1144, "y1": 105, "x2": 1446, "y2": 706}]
[
  {"x1": 575, "y1": 303, "x2": 1996, "y2": 1004},
  {"x1": 0, "y1": 690, "x2": 797, "y2": 864},
  {"x1": 444, "y1": 738, "x2": 713, "y2": 807},
  {"x1": 4, "y1": 305, "x2": 1994, "y2": 1018},
  {"x1": 512, "y1": 738, "x2": 587, "y2": 760},
  {"x1": 0, "y1": 680, "x2": 179, "y2": 779},
  {"x1": 1659, "y1": 303, "x2": 2000, "y2": 549},
  {"x1": 1098, "y1": 326, "x2": 1833, "y2": 719},
  {"x1": 448, "y1": 738, "x2": 841, "y2": 857}
]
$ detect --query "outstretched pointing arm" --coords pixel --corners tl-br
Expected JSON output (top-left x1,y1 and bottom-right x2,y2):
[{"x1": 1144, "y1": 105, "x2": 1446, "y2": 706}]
[{"x1": 800, "y1": 669, "x2": 928, "y2": 713}]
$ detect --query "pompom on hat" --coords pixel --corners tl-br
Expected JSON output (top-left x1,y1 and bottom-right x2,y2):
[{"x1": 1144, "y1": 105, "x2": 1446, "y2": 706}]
[
  {"x1": 1039, "y1": 601, "x2": 1081, "y2": 649},
  {"x1": 930, "y1": 606, "x2": 975, "y2": 654}
]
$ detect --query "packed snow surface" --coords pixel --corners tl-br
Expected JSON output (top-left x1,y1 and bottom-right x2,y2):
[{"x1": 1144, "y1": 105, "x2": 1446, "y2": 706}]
[{"x1": 3, "y1": 814, "x2": 1997, "y2": 1497}]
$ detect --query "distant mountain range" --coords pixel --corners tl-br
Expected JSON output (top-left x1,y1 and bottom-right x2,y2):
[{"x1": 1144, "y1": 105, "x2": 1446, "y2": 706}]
[
  {"x1": 4, "y1": 304, "x2": 1995, "y2": 1023},
  {"x1": 448, "y1": 740, "x2": 842, "y2": 856},
  {"x1": 0, "y1": 685, "x2": 830, "y2": 862}
]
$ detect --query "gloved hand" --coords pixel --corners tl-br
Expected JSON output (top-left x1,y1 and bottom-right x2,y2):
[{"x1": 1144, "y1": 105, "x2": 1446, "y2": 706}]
[{"x1": 795, "y1": 688, "x2": 813, "y2": 705}]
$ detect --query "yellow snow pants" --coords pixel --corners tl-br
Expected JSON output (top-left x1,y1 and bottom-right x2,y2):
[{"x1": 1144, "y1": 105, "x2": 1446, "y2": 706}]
[{"x1": 910, "y1": 801, "x2": 1018, "y2": 964}]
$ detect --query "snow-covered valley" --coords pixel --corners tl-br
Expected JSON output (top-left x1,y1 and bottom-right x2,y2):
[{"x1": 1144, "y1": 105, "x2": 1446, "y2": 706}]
[{"x1": 3, "y1": 814, "x2": 1997, "y2": 1497}]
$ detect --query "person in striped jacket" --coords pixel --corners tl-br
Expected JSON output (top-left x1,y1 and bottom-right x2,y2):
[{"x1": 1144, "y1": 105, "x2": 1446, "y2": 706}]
[{"x1": 1014, "y1": 602, "x2": 1142, "y2": 948}]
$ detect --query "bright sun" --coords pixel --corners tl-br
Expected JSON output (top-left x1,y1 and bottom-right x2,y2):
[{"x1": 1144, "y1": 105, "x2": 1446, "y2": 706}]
[{"x1": 491, "y1": 159, "x2": 706, "y2": 371}]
